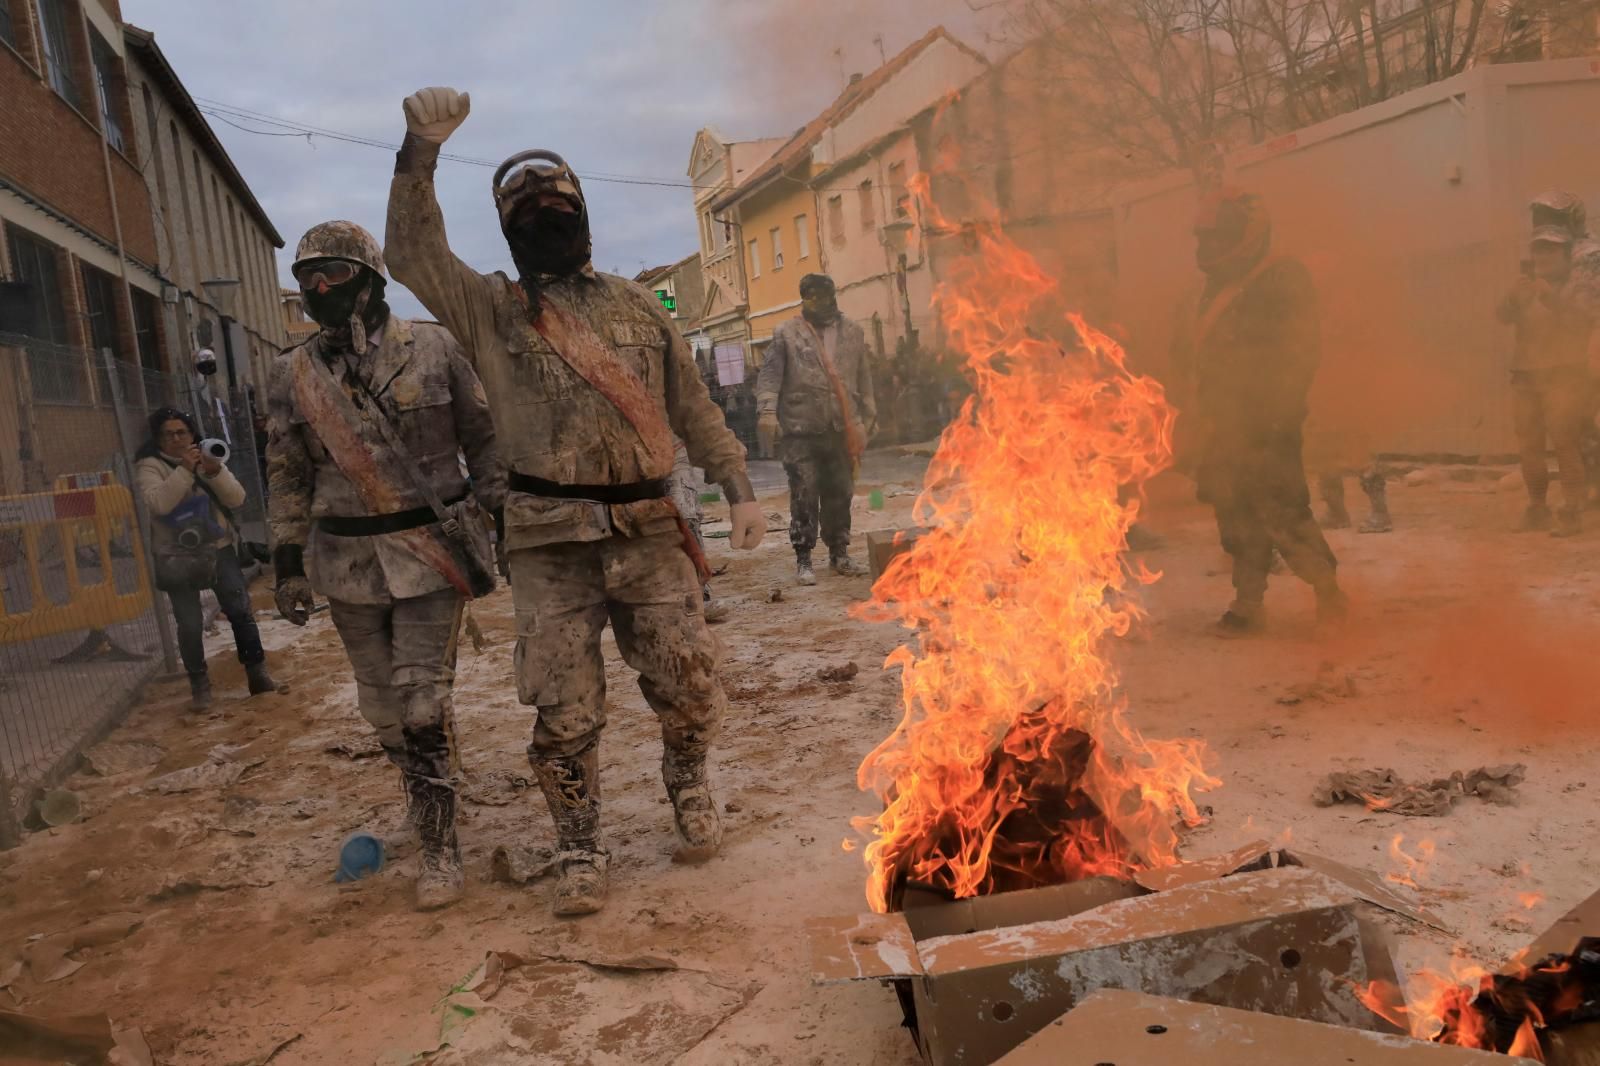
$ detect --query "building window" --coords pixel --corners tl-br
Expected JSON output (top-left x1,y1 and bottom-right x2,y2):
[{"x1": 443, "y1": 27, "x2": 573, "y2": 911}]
[
  {"x1": 859, "y1": 179, "x2": 876, "y2": 231},
  {"x1": 748, "y1": 239, "x2": 761, "y2": 279},
  {"x1": 795, "y1": 214, "x2": 810, "y2": 260},
  {"x1": 81, "y1": 264, "x2": 124, "y2": 405},
  {"x1": 828, "y1": 195, "x2": 845, "y2": 246},
  {"x1": 90, "y1": 30, "x2": 125, "y2": 153},
  {"x1": 35, "y1": 0, "x2": 80, "y2": 107},
  {"x1": 770, "y1": 227, "x2": 784, "y2": 270},
  {"x1": 7, "y1": 225, "x2": 86, "y2": 404},
  {"x1": 889, "y1": 161, "x2": 911, "y2": 219},
  {"x1": 0, "y1": 0, "x2": 16, "y2": 49},
  {"x1": 131, "y1": 287, "x2": 161, "y2": 370},
  {"x1": 700, "y1": 212, "x2": 713, "y2": 256}
]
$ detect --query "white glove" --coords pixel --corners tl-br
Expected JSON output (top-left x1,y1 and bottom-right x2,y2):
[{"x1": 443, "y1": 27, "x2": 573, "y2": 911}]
[
  {"x1": 403, "y1": 86, "x2": 471, "y2": 144},
  {"x1": 728, "y1": 502, "x2": 766, "y2": 550}
]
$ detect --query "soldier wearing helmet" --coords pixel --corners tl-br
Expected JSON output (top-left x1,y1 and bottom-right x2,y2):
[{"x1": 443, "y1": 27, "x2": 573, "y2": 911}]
[
  {"x1": 386, "y1": 87, "x2": 766, "y2": 917},
  {"x1": 1496, "y1": 192, "x2": 1597, "y2": 536},
  {"x1": 1169, "y1": 187, "x2": 1345, "y2": 634},
  {"x1": 266, "y1": 220, "x2": 504, "y2": 910}
]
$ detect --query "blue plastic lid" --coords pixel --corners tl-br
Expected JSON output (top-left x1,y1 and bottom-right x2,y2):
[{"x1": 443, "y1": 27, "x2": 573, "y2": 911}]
[{"x1": 335, "y1": 831, "x2": 385, "y2": 883}]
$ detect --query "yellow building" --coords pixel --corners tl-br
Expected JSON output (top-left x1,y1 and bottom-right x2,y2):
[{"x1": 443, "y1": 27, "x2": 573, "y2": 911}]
[{"x1": 710, "y1": 29, "x2": 978, "y2": 367}]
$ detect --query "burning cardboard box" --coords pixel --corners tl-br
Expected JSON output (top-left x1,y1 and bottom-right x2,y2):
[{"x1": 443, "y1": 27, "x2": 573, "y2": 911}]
[
  {"x1": 997, "y1": 989, "x2": 1525, "y2": 1064},
  {"x1": 810, "y1": 843, "x2": 1426, "y2": 1066},
  {"x1": 865, "y1": 527, "x2": 930, "y2": 584}
]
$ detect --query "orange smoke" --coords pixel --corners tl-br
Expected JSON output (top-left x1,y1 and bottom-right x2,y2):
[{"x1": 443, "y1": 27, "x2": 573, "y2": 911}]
[{"x1": 851, "y1": 177, "x2": 1218, "y2": 911}]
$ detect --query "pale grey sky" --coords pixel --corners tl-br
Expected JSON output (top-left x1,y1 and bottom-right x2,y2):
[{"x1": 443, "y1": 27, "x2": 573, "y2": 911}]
[{"x1": 121, "y1": 0, "x2": 998, "y2": 318}]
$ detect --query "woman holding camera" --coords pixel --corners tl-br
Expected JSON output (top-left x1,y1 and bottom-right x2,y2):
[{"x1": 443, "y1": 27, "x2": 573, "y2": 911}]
[{"x1": 135, "y1": 407, "x2": 276, "y2": 709}]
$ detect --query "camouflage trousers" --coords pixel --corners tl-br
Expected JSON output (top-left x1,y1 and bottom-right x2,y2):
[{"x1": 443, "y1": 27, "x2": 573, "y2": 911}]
[
  {"x1": 508, "y1": 532, "x2": 725, "y2": 759},
  {"x1": 1213, "y1": 490, "x2": 1338, "y2": 605},
  {"x1": 781, "y1": 432, "x2": 854, "y2": 556},
  {"x1": 328, "y1": 588, "x2": 464, "y2": 783}
]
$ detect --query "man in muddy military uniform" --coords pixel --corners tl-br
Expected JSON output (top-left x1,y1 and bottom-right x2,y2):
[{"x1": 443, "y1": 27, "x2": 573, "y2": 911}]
[
  {"x1": 386, "y1": 87, "x2": 766, "y2": 917},
  {"x1": 267, "y1": 221, "x2": 503, "y2": 910},
  {"x1": 756, "y1": 273, "x2": 875, "y2": 585},
  {"x1": 1169, "y1": 189, "x2": 1346, "y2": 633}
]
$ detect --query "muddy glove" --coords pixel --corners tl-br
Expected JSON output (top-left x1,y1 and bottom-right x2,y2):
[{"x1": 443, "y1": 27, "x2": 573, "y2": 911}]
[
  {"x1": 403, "y1": 86, "x2": 471, "y2": 144},
  {"x1": 272, "y1": 544, "x2": 315, "y2": 626},
  {"x1": 728, "y1": 502, "x2": 765, "y2": 550},
  {"x1": 757, "y1": 411, "x2": 781, "y2": 455}
]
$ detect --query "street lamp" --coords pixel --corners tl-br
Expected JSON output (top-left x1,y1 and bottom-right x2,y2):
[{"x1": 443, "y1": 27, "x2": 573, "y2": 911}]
[
  {"x1": 879, "y1": 220, "x2": 918, "y2": 355},
  {"x1": 201, "y1": 277, "x2": 241, "y2": 388}
]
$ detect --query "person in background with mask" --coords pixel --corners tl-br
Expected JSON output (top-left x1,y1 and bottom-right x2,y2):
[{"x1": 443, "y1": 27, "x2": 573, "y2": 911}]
[
  {"x1": 267, "y1": 220, "x2": 503, "y2": 910},
  {"x1": 135, "y1": 407, "x2": 276, "y2": 710},
  {"x1": 755, "y1": 273, "x2": 875, "y2": 585},
  {"x1": 1168, "y1": 188, "x2": 1345, "y2": 633},
  {"x1": 385, "y1": 86, "x2": 765, "y2": 917},
  {"x1": 1497, "y1": 197, "x2": 1594, "y2": 537}
]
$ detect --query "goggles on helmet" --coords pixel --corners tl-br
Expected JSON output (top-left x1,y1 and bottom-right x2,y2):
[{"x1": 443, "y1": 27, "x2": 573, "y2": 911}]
[
  {"x1": 294, "y1": 258, "x2": 361, "y2": 291},
  {"x1": 493, "y1": 150, "x2": 583, "y2": 219}
]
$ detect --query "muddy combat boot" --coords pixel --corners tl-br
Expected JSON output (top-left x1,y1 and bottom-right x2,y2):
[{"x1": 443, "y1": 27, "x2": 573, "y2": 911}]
[
  {"x1": 1217, "y1": 600, "x2": 1265, "y2": 636},
  {"x1": 1552, "y1": 508, "x2": 1583, "y2": 538},
  {"x1": 662, "y1": 746, "x2": 722, "y2": 863},
  {"x1": 1518, "y1": 503, "x2": 1553, "y2": 532},
  {"x1": 406, "y1": 774, "x2": 463, "y2": 910},
  {"x1": 828, "y1": 552, "x2": 868, "y2": 577},
  {"x1": 796, "y1": 551, "x2": 817, "y2": 587},
  {"x1": 188, "y1": 670, "x2": 212, "y2": 711},
  {"x1": 245, "y1": 660, "x2": 278, "y2": 696},
  {"x1": 1358, "y1": 470, "x2": 1393, "y2": 534},
  {"x1": 531, "y1": 745, "x2": 608, "y2": 916},
  {"x1": 378, "y1": 769, "x2": 420, "y2": 860},
  {"x1": 1317, "y1": 473, "x2": 1351, "y2": 530}
]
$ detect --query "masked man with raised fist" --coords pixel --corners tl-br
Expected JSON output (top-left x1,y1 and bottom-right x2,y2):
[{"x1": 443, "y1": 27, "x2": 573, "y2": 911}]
[{"x1": 385, "y1": 86, "x2": 767, "y2": 917}]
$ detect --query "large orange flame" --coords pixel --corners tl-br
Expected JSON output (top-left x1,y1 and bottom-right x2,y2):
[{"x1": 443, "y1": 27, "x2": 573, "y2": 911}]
[{"x1": 852, "y1": 182, "x2": 1219, "y2": 912}]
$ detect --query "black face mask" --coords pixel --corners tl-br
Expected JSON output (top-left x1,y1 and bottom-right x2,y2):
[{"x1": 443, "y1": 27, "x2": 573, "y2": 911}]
[
  {"x1": 506, "y1": 205, "x2": 591, "y2": 279},
  {"x1": 304, "y1": 276, "x2": 367, "y2": 330},
  {"x1": 304, "y1": 271, "x2": 389, "y2": 352},
  {"x1": 802, "y1": 292, "x2": 839, "y2": 325}
]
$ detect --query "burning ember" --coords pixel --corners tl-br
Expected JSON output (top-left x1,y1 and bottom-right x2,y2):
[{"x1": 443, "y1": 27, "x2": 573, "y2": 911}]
[
  {"x1": 1358, "y1": 941, "x2": 1600, "y2": 1060},
  {"x1": 852, "y1": 184, "x2": 1218, "y2": 912}
]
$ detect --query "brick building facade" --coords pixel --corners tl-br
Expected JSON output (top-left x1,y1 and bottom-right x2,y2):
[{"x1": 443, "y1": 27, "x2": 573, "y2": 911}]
[{"x1": 0, "y1": 1, "x2": 284, "y2": 493}]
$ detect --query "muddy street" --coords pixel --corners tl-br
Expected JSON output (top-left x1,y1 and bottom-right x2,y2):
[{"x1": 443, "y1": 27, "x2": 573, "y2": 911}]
[{"x1": 1, "y1": 454, "x2": 1595, "y2": 1064}]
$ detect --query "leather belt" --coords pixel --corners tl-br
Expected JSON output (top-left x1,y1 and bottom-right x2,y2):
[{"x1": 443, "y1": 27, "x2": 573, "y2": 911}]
[
  {"x1": 508, "y1": 471, "x2": 668, "y2": 505},
  {"x1": 316, "y1": 493, "x2": 466, "y2": 537}
]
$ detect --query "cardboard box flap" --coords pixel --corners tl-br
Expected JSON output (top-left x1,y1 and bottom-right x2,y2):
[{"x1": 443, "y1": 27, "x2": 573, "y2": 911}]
[
  {"x1": 1132, "y1": 840, "x2": 1272, "y2": 892},
  {"x1": 1280, "y1": 848, "x2": 1450, "y2": 931},
  {"x1": 806, "y1": 911, "x2": 923, "y2": 984},
  {"x1": 1134, "y1": 841, "x2": 1447, "y2": 930},
  {"x1": 917, "y1": 866, "x2": 1355, "y2": 977},
  {"x1": 996, "y1": 989, "x2": 1530, "y2": 1064},
  {"x1": 901, "y1": 875, "x2": 1145, "y2": 941},
  {"x1": 1509, "y1": 886, "x2": 1600, "y2": 970}
]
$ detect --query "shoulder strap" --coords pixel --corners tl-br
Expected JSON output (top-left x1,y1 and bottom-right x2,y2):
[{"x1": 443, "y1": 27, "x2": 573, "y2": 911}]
[
  {"x1": 517, "y1": 285, "x2": 675, "y2": 473},
  {"x1": 800, "y1": 319, "x2": 866, "y2": 461},
  {"x1": 161, "y1": 455, "x2": 238, "y2": 538},
  {"x1": 1195, "y1": 255, "x2": 1285, "y2": 346},
  {"x1": 343, "y1": 361, "x2": 468, "y2": 542}
]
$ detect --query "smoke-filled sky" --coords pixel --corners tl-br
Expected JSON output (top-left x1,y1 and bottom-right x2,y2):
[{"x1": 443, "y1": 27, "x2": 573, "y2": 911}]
[{"x1": 121, "y1": 0, "x2": 1001, "y2": 318}]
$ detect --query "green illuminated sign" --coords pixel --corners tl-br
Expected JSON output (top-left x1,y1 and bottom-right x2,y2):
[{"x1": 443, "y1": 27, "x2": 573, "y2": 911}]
[{"x1": 654, "y1": 288, "x2": 676, "y2": 313}]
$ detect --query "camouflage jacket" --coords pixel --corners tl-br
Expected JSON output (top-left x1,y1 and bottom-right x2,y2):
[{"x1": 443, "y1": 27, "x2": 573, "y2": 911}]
[
  {"x1": 755, "y1": 315, "x2": 876, "y2": 437},
  {"x1": 266, "y1": 316, "x2": 504, "y2": 605},
  {"x1": 386, "y1": 137, "x2": 751, "y2": 551},
  {"x1": 1168, "y1": 255, "x2": 1320, "y2": 499}
]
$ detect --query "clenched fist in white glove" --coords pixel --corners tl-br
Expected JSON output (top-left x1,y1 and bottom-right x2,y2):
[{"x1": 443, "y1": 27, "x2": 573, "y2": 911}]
[
  {"x1": 728, "y1": 501, "x2": 766, "y2": 550},
  {"x1": 404, "y1": 86, "x2": 471, "y2": 144}
]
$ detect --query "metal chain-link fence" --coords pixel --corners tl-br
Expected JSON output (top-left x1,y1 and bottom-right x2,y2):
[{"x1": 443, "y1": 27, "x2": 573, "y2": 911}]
[{"x1": 0, "y1": 334, "x2": 270, "y2": 846}]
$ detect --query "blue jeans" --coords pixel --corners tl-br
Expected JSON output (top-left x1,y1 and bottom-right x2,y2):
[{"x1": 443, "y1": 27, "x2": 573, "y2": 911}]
[{"x1": 166, "y1": 545, "x2": 264, "y2": 676}]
